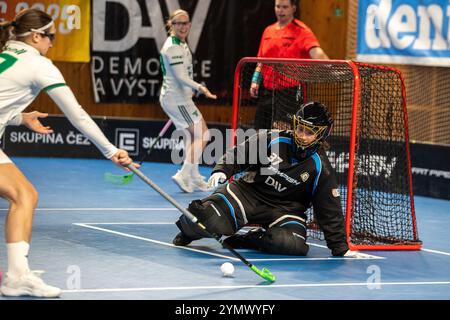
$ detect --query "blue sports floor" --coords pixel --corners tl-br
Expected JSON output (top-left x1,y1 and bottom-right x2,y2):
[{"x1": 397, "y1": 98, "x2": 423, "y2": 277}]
[{"x1": 1, "y1": 157, "x2": 450, "y2": 300}]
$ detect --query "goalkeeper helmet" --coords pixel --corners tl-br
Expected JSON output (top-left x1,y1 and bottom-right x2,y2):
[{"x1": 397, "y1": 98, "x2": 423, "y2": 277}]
[{"x1": 292, "y1": 101, "x2": 333, "y2": 156}]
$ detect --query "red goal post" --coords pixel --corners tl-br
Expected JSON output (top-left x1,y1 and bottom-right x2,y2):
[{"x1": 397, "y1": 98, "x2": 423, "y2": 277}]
[{"x1": 231, "y1": 57, "x2": 422, "y2": 251}]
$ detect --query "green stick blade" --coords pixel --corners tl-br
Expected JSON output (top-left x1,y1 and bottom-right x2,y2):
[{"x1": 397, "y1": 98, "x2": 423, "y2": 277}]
[
  {"x1": 104, "y1": 172, "x2": 135, "y2": 185},
  {"x1": 251, "y1": 265, "x2": 276, "y2": 283}
]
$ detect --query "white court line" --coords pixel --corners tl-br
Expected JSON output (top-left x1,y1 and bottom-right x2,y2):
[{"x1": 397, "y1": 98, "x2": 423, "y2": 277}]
[
  {"x1": 81, "y1": 221, "x2": 385, "y2": 257},
  {"x1": 83, "y1": 222, "x2": 175, "y2": 225},
  {"x1": 73, "y1": 222, "x2": 383, "y2": 261},
  {"x1": 422, "y1": 248, "x2": 450, "y2": 256},
  {"x1": 284, "y1": 242, "x2": 381, "y2": 260},
  {"x1": 62, "y1": 281, "x2": 450, "y2": 294},
  {"x1": 0, "y1": 208, "x2": 178, "y2": 211},
  {"x1": 4, "y1": 209, "x2": 450, "y2": 256},
  {"x1": 73, "y1": 223, "x2": 239, "y2": 261}
]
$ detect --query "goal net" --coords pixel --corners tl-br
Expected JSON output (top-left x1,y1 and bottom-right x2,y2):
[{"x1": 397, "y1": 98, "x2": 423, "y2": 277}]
[{"x1": 231, "y1": 57, "x2": 422, "y2": 250}]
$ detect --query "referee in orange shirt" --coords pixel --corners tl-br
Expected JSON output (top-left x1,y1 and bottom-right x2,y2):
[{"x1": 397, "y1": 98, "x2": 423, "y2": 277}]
[{"x1": 250, "y1": 0, "x2": 329, "y2": 130}]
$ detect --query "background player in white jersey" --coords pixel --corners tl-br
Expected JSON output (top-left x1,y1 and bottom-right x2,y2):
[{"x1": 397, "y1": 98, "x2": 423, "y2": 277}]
[
  {"x1": 159, "y1": 9, "x2": 217, "y2": 193},
  {"x1": 0, "y1": 9, "x2": 137, "y2": 298}
]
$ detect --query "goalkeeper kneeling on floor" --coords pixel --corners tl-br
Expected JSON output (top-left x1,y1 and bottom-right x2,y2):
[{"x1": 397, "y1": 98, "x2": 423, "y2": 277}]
[{"x1": 172, "y1": 101, "x2": 362, "y2": 258}]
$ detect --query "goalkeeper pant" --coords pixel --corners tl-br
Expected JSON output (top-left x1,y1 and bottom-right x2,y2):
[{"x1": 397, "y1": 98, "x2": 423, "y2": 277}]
[{"x1": 175, "y1": 185, "x2": 309, "y2": 255}]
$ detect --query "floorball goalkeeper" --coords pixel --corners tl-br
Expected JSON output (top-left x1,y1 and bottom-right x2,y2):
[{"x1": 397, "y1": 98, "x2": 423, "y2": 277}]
[{"x1": 172, "y1": 101, "x2": 362, "y2": 257}]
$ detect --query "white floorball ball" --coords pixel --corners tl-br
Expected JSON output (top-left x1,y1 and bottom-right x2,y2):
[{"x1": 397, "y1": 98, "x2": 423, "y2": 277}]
[{"x1": 220, "y1": 262, "x2": 235, "y2": 277}]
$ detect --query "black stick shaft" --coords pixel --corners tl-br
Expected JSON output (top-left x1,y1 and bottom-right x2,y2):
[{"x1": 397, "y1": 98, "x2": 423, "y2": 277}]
[
  {"x1": 128, "y1": 165, "x2": 255, "y2": 268},
  {"x1": 129, "y1": 165, "x2": 198, "y2": 222},
  {"x1": 137, "y1": 120, "x2": 173, "y2": 165}
]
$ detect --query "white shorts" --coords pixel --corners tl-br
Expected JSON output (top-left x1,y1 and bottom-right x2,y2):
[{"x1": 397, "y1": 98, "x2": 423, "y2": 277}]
[
  {"x1": 0, "y1": 148, "x2": 12, "y2": 164},
  {"x1": 160, "y1": 94, "x2": 203, "y2": 130}
]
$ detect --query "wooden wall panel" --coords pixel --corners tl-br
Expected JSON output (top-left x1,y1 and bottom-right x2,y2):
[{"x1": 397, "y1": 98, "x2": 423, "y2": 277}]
[
  {"x1": 299, "y1": 0, "x2": 349, "y2": 59},
  {"x1": 26, "y1": 0, "x2": 348, "y2": 123}
]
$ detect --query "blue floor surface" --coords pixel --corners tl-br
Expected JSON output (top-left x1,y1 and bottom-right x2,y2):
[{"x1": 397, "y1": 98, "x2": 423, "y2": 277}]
[{"x1": 1, "y1": 157, "x2": 449, "y2": 300}]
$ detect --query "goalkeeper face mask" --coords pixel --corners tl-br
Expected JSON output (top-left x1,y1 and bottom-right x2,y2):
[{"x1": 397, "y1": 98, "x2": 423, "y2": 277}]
[{"x1": 292, "y1": 101, "x2": 333, "y2": 156}]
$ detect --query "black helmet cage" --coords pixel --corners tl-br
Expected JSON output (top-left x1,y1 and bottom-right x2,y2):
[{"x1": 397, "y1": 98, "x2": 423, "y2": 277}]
[{"x1": 292, "y1": 101, "x2": 333, "y2": 153}]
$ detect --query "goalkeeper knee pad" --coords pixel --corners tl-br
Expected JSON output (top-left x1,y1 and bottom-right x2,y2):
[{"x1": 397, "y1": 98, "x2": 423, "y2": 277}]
[
  {"x1": 260, "y1": 227, "x2": 309, "y2": 256},
  {"x1": 176, "y1": 215, "x2": 209, "y2": 240},
  {"x1": 187, "y1": 200, "x2": 235, "y2": 236}
]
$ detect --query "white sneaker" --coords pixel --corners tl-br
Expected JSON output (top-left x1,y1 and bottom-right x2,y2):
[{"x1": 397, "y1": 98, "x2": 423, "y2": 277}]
[
  {"x1": 192, "y1": 175, "x2": 211, "y2": 192},
  {"x1": 0, "y1": 270, "x2": 61, "y2": 298},
  {"x1": 172, "y1": 171, "x2": 194, "y2": 193}
]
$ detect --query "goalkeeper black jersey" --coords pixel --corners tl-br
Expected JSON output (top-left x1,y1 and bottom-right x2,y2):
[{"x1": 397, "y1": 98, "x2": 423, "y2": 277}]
[{"x1": 212, "y1": 130, "x2": 347, "y2": 255}]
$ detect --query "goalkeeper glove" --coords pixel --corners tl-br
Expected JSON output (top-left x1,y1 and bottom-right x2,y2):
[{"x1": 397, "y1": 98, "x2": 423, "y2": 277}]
[
  {"x1": 343, "y1": 250, "x2": 366, "y2": 259},
  {"x1": 207, "y1": 172, "x2": 227, "y2": 189}
]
